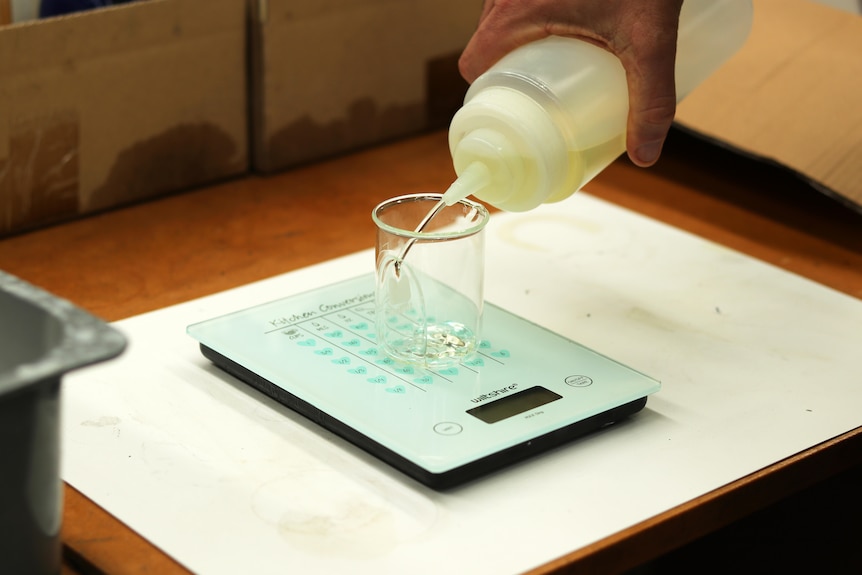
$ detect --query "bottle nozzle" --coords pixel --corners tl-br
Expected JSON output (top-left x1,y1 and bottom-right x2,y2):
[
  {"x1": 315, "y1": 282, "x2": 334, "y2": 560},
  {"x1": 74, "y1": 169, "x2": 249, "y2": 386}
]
[{"x1": 441, "y1": 161, "x2": 490, "y2": 206}]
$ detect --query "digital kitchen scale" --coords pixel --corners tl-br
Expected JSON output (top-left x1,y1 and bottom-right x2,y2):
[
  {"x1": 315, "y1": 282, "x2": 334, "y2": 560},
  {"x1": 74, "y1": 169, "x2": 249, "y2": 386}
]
[{"x1": 187, "y1": 274, "x2": 660, "y2": 489}]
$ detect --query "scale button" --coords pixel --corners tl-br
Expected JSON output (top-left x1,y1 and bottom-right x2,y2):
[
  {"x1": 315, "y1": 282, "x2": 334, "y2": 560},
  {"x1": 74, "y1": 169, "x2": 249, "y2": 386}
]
[
  {"x1": 433, "y1": 422, "x2": 463, "y2": 436},
  {"x1": 565, "y1": 375, "x2": 593, "y2": 388}
]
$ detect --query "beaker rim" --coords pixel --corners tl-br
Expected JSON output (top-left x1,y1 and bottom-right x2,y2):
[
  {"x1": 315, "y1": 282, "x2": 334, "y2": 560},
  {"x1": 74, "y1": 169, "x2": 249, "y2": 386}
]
[{"x1": 372, "y1": 193, "x2": 490, "y2": 240}]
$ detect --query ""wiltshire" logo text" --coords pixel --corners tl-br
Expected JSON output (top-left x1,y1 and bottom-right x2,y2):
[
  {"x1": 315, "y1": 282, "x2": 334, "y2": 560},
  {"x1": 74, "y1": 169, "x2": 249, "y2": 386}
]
[{"x1": 470, "y1": 384, "x2": 519, "y2": 404}]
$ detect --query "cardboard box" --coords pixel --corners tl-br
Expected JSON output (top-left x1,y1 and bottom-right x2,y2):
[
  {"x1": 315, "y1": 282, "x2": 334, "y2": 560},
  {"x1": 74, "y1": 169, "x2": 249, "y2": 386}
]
[
  {"x1": 0, "y1": 0, "x2": 248, "y2": 236},
  {"x1": 249, "y1": 0, "x2": 479, "y2": 173},
  {"x1": 0, "y1": 1, "x2": 11, "y2": 26},
  {"x1": 675, "y1": 0, "x2": 862, "y2": 214}
]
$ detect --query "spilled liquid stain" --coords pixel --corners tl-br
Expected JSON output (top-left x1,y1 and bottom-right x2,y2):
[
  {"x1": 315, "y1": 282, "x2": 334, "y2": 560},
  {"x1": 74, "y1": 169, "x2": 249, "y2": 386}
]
[
  {"x1": 250, "y1": 470, "x2": 437, "y2": 559},
  {"x1": 625, "y1": 307, "x2": 684, "y2": 333},
  {"x1": 81, "y1": 415, "x2": 121, "y2": 428},
  {"x1": 495, "y1": 214, "x2": 603, "y2": 252}
]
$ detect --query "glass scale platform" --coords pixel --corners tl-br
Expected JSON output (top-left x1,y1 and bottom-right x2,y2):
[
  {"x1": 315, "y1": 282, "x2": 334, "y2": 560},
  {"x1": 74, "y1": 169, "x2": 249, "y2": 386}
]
[{"x1": 187, "y1": 274, "x2": 660, "y2": 490}]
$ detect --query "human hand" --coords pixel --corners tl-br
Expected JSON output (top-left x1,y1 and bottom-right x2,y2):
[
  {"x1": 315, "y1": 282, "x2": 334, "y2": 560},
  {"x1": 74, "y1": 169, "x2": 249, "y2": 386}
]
[{"x1": 458, "y1": 0, "x2": 684, "y2": 167}]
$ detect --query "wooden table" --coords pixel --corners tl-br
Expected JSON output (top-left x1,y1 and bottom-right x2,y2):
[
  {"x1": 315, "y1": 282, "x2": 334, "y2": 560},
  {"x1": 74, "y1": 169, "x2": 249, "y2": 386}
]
[{"x1": 1, "y1": 128, "x2": 860, "y2": 574}]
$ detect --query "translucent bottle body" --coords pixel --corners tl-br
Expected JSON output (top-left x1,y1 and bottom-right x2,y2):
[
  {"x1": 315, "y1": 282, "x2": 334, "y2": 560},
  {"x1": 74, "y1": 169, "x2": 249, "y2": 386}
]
[{"x1": 447, "y1": 0, "x2": 754, "y2": 212}]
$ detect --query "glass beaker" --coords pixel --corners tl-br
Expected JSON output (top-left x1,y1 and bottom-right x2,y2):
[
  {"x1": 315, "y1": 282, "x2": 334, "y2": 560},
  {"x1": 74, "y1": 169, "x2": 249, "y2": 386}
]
[{"x1": 372, "y1": 193, "x2": 489, "y2": 368}]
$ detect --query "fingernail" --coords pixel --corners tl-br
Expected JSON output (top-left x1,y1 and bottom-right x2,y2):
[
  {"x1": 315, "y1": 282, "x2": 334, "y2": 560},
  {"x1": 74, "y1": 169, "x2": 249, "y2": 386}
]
[{"x1": 635, "y1": 141, "x2": 662, "y2": 166}]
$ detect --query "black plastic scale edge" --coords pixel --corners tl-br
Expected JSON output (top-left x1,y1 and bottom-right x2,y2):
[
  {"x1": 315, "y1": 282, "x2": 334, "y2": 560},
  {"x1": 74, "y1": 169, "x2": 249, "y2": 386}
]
[{"x1": 199, "y1": 343, "x2": 648, "y2": 491}]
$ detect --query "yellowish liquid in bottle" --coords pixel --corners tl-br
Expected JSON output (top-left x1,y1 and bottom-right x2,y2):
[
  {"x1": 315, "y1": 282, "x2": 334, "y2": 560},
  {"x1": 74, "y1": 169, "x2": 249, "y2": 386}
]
[{"x1": 547, "y1": 133, "x2": 627, "y2": 204}]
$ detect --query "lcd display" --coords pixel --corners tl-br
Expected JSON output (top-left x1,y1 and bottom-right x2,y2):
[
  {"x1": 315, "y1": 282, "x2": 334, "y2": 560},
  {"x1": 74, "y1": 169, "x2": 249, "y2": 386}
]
[{"x1": 466, "y1": 386, "x2": 562, "y2": 424}]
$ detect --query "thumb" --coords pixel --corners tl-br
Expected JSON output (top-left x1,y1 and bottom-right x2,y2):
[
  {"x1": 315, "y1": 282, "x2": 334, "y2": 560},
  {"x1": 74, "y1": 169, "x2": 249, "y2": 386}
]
[{"x1": 617, "y1": 11, "x2": 681, "y2": 167}]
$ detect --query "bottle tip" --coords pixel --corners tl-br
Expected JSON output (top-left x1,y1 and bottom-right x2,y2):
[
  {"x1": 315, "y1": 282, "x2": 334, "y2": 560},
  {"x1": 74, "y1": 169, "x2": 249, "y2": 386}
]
[{"x1": 442, "y1": 162, "x2": 490, "y2": 206}]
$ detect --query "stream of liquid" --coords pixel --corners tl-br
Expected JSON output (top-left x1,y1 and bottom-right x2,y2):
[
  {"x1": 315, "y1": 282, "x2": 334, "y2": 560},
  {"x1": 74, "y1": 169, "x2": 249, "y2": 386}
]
[{"x1": 392, "y1": 197, "x2": 448, "y2": 276}]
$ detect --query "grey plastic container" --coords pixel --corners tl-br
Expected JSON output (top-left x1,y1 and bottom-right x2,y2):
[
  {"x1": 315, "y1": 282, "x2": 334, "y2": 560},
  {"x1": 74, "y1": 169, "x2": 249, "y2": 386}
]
[{"x1": 0, "y1": 270, "x2": 126, "y2": 575}]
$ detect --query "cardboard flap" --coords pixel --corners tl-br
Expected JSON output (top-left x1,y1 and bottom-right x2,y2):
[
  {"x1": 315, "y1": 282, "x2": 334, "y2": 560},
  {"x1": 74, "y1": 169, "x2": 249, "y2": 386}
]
[
  {"x1": 1, "y1": 0, "x2": 248, "y2": 236},
  {"x1": 675, "y1": 0, "x2": 862, "y2": 213}
]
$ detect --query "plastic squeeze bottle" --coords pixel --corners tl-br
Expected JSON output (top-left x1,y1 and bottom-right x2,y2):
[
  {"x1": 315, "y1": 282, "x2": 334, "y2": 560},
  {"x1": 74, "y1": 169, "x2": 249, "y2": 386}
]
[{"x1": 442, "y1": 0, "x2": 753, "y2": 212}]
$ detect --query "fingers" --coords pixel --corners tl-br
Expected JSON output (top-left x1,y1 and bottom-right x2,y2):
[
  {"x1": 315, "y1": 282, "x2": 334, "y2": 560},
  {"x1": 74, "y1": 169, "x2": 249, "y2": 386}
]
[
  {"x1": 458, "y1": 0, "x2": 683, "y2": 167},
  {"x1": 459, "y1": 0, "x2": 548, "y2": 83},
  {"x1": 615, "y1": 2, "x2": 683, "y2": 167}
]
